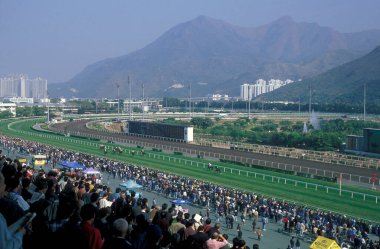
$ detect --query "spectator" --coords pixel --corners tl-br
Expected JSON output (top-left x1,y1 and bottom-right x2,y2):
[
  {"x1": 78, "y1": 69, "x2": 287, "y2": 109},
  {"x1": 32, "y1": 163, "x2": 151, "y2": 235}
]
[
  {"x1": 102, "y1": 218, "x2": 133, "y2": 249},
  {"x1": 6, "y1": 176, "x2": 30, "y2": 212},
  {"x1": 290, "y1": 236, "x2": 295, "y2": 249},
  {"x1": 80, "y1": 204, "x2": 103, "y2": 249},
  {"x1": 295, "y1": 238, "x2": 300, "y2": 249},
  {"x1": 0, "y1": 172, "x2": 25, "y2": 249},
  {"x1": 256, "y1": 227, "x2": 263, "y2": 241},
  {"x1": 205, "y1": 232, "x2": 228, "y2": 249}
]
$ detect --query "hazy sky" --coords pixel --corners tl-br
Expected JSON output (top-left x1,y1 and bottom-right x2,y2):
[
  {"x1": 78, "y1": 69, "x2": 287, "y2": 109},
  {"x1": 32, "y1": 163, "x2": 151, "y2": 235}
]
[{"x1": 1, "y1": 0, "x2": 380, "y2": 83}]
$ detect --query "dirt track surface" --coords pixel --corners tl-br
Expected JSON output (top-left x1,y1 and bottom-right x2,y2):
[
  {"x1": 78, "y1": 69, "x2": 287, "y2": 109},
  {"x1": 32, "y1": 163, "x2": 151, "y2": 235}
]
[{"x1": 50, "y1": 120, "x2": 379, "y2": 181}]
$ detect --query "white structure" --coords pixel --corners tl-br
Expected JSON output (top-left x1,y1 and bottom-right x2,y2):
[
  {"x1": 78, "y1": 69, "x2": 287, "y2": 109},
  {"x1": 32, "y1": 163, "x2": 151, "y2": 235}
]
[
  {"x1": 0, "y1": 75, "x2": 47, "y2": 99},
  {"x1": 211, "y1": 94, "x2": 229, "y2": 101},
  {"x1": 123, "y1": 100, "x2": 161, "y2": 112},
  {"x1": 6, "y1": 97, "x2": 34, "y2": 104},
  {"x1": 240, "y1": 83, "x2": 254, "y2": 101},
  {"x1": 240, "y1": 79, "x2": 294, "y2": 99},
  {"x1": 0, "y1": 102, "x2": 16, "y2": 116},
  {"x1": 184, "y1": 126, "x2": 193, "y2": 142}
]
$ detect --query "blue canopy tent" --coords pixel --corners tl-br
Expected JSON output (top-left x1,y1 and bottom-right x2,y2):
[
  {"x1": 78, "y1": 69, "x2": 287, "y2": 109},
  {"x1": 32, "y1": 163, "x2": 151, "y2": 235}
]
[
  {"x1": 170, "y1": 199, "x2": 191, "y2": 205},
  {"x1": 119, "y1": 180, "x2": 143, "y2": 189},
  {"x1": 59, "y1": 161, "x2": 86, "y2": 170}
]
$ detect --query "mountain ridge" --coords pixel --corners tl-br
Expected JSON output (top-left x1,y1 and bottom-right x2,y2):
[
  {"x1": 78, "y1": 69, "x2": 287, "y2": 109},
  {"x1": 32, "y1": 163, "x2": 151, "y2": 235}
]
[
  {"x1": 258, "y1": 46, "x2": 380, "y2": 104},
  {"x1": 49, "y1": 16, "x2": 380, "y2": 98}
]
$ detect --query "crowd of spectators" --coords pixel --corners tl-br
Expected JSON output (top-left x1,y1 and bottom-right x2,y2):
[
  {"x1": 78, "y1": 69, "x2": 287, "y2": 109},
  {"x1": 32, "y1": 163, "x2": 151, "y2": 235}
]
[{"x1": 1, "y1": 135, "x2": 379, "y2": 249}]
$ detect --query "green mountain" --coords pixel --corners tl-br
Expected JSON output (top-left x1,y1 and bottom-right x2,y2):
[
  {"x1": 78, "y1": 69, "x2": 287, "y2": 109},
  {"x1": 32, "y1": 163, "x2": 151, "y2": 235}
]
[{"x1": 258, "y1": 46, "x2": 380, "y2": 104}]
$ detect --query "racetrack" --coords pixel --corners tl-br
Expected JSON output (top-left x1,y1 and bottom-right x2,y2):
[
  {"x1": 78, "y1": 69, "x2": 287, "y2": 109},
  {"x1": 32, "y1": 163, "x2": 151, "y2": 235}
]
[{"x1": 50, "y1": 120, "x2": 379, "y2": 182}]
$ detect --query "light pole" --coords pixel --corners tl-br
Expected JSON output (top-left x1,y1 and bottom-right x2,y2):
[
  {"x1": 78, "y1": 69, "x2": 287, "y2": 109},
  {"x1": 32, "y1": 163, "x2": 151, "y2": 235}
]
[
  {"x1": 128, "y1": 75, "x2": 132, "y2": 120},
  {"x1": 116, "y1": 82, "x2": 120, "y2": 115},
  {"x1": 248, "y1": 85, "x2": 252, "y2": 119},
  {"x1": 189, "y1": 84, "x2": 192, "y2": 118},
  {"x1": 142, "y1": 83, "x2": 145, "y2": 121},
  {"x1": 46, "y1": 90, "x2": 50, "y2": 123}
]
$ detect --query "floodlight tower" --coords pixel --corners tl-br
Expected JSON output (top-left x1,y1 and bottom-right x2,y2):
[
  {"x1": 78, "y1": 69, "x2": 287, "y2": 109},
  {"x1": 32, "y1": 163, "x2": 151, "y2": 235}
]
[
  {"x1": 142, "y1": 83, "x2": 145, "y2": 121},
  {"x1": 116, "y1": 82, "x2": 120, "y2": 115},
  {"x1": 309, "y1": 83, "x2": 312, "y2": 120},
  {"x1": 128, "y1": 75, "x2": 132, "y2": 120},
  {"x1": 189, "y1": 84, "x2": 192, "y2": 118}
]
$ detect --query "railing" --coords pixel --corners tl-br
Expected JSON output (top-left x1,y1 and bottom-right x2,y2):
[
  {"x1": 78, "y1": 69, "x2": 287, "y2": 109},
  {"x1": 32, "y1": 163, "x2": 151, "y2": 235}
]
[{"x1": 22, "y1": 122, "x2": 380, "y2": 187}]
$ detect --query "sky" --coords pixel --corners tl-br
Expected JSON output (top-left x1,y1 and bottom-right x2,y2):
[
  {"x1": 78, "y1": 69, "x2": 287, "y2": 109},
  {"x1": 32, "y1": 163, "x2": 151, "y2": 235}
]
[{"x1": 1, "y1": 0, "x2": 380, "y2": 83}]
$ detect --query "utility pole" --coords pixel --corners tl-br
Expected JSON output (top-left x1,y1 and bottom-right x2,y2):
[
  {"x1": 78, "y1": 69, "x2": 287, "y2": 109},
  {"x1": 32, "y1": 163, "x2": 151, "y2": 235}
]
[
  {"x1": 364, "y1": 82, "x2": 367, "y2": 121},
  {"x1": 128, "y1": 75, "x2": 132, "y2": 120}
]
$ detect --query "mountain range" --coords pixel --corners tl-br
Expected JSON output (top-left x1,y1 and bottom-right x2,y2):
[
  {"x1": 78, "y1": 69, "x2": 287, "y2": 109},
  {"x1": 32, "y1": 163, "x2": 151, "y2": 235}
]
[
  {"x1": 49, "y1": 16, "x2": 380, "y2": 99},
  {"x1": 257, "y1": 45, "x2": 380, "y2": 104}
]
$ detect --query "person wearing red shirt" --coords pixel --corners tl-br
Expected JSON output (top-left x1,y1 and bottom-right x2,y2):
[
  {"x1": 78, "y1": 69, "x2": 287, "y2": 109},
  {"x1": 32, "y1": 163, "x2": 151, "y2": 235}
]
[{"x1": 80, "y1": 204, "x2": 103, "y2": 249}]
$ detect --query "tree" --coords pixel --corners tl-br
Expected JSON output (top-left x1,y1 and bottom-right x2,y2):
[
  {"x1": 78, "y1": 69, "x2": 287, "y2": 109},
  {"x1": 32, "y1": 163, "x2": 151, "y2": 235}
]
[
  {"x1": 191, "y1": 117, "x2": 214, "y2": 129},
  {"x1": 0, "y1": 111, "x2": 13, "y2": 119}
]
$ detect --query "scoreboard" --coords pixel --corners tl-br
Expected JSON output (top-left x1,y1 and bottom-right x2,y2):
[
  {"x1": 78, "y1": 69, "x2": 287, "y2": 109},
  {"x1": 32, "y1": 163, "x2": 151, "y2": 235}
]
[{"x1": 126, "y1": 121, "x2": 193, "y2": 142}]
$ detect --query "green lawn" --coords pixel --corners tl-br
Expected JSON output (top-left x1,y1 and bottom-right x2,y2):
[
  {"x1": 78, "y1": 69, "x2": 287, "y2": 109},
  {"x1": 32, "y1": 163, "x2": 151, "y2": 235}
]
[{"x1": 1, "y1": 118, "x2": 379, "y2": 223}]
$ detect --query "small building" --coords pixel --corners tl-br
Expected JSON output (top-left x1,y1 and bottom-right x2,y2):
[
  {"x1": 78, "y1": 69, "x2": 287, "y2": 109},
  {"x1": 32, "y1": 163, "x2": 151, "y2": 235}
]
[
  {"x1": 5, "y1": 97, "x2": 34, "y2": 104},
  {"x1": 123, "y1": 100, "x2": 162, "y2": 113},
  {"x1": 0, "y1": 102, "x2": 16, "y2": 116}
]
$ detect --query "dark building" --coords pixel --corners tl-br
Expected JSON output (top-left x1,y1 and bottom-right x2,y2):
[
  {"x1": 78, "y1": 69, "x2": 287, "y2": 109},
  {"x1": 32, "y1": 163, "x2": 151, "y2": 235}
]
[{"x1": 363, "y1": 128, "x2": 380, "y2": 154}]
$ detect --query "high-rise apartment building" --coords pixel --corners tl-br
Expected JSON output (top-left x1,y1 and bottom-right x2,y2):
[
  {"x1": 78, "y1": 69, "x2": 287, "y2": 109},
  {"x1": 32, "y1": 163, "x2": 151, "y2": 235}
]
[
  {"x1": 0, "y1": 75, "x2": 47, "y2": 98},
  {"x1": 240, "y1": 79, "x2": 294, "y2": 100}
]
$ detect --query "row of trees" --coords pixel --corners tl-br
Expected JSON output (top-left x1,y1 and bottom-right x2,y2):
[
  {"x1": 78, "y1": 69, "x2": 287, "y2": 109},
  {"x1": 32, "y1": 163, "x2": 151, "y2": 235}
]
[{"x1": 195, "y1": 118, "x2": 380, "y2": 151}]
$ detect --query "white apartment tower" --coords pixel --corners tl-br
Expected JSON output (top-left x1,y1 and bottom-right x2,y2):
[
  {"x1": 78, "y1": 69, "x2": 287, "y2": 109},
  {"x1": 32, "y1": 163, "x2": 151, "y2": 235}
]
[
  {"x1": 240, "y1": 79, "x2": 294, "y2": 99},
  {"x1": 0, "y1": 75, "x2": 47, "y2": 98}
]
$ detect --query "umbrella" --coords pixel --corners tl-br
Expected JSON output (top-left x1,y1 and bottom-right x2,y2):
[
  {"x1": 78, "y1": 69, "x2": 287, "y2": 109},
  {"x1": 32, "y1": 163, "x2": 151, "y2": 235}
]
[
  {"x1": 83, "y1": 168, "x2": 100, "y2": 174},
  {"x1": 59, "y1": 161, "x2": 85, "y2": 170},
  {"x1": 170, "y1": 199, "x2": 191, "y2": 205},
  {"x1": 119, "y1": 180, "x2": 143, "y2": 189}
]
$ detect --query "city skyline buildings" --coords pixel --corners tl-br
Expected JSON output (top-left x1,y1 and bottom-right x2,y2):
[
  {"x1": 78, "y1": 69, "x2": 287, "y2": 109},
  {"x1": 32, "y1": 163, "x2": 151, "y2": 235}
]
[{"x1": 0, "y1": 74, "x2": 47, "y2": 99}]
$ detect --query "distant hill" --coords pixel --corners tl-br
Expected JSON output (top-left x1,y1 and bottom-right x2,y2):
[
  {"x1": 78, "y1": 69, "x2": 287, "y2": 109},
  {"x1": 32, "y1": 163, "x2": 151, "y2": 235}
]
[
  {"x1": 49, "y1": 16, "x2": 380, "y2": 98},
  {"x1": 258, "y1": 46, "x2": 380, "y2": 104}
]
